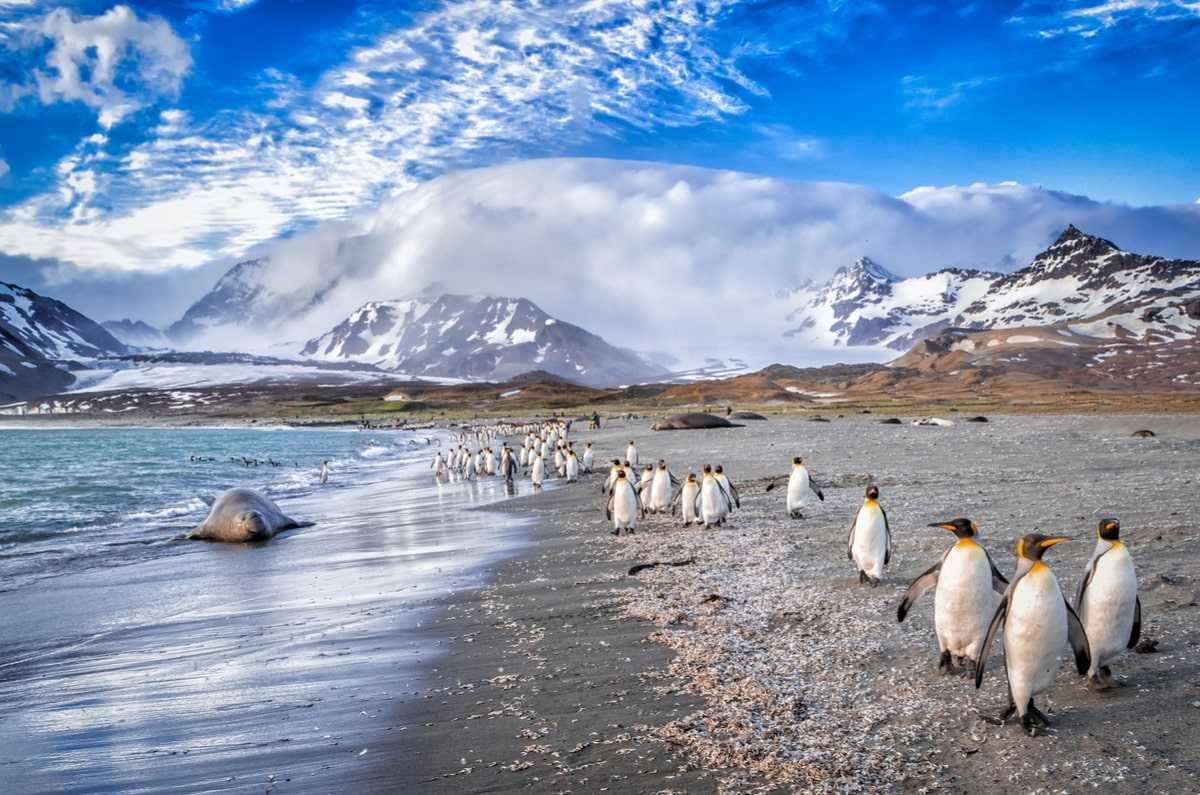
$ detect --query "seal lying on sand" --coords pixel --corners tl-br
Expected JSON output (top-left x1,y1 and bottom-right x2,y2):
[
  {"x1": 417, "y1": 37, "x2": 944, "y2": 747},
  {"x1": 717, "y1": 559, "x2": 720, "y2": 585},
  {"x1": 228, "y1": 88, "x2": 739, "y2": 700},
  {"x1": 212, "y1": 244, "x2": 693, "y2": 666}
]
[
  {"x1": 652, "y1": 413, "x2": 742, "y2": 431},
  {"x1": 189, "y1": 488, "x2": 309, "y2": 542}
]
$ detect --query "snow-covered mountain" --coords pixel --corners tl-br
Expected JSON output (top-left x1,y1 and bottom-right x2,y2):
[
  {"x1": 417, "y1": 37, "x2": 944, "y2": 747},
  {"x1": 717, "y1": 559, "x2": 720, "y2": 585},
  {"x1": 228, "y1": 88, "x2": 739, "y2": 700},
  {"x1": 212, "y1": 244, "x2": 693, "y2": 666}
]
[
  {"x1": 303, "y1": 291, "x2": 666, "y2": 386},
  {"x1": 1, "y1": 281, "x2": 128, "y2": 402},
  {"x1": 785, "y1": 226, "x2": 1200, "y2": 350},
  {"x1": 167, "y1": 257, "x2": 277, "y2": 342},
  {"x1": 102, "y1": 319, "x2": 168, "y2": 348}
]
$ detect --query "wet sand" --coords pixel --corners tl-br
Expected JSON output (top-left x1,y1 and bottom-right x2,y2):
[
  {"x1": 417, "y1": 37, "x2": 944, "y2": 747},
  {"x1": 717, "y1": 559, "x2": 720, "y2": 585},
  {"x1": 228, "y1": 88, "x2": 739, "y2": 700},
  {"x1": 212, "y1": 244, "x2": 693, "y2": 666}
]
[{"x1": 396, "y1": 413, "x2": 1200, "y2": 793}]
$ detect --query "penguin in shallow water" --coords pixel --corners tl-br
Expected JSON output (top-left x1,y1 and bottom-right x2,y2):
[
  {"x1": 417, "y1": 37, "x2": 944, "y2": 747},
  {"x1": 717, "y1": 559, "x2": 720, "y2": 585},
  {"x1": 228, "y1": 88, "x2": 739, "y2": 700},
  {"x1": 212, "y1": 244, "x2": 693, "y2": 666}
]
[
  {"x1": 606, "y1": 469, "x2": 642, "y2": 535},
  {"x1": 897, "y1": 518, "x2": 1009, "y2": 676},
  {"x1": 530, "y1": 451, "x2": 546, "y2": 489},
  {"x1": 1075, "y1": 518, "x2": 1140, "y2": 689},
  {"x1": 672, "y1": 473, "x2": 701, "y2": 526},
  {"x1": 848, "y1": 485, "x2": 891, "y2": 586},
  {"x1": 785, "y1": 457, "x2": 823, "y2": 518},
  {"x1": 976, "y1": 533, "x2": 1091, "y2": 736},
  {"x1": 565, "y1": 449, "x2": 580, "y2": 483}
]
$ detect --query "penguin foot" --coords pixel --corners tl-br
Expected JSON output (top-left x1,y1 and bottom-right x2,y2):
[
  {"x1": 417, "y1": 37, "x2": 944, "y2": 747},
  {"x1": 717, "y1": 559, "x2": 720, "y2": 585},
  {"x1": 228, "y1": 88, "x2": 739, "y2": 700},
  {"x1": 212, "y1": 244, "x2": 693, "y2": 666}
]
[
  {"x1": 979, "y1": 702, "x2": 1017, "y2": 726},
  {"x1": 858, "y1": 571, "x2": 867, "y2": 585},
  {"x1": 869, "y1": 577, "x2": 880, "y2": 588},
  {"x1": 937, "y1": 650, "x2": 953, "y2": 675},
  {"x1": 1026, "y1": 701, "x2": 1051, "y2": 731}
]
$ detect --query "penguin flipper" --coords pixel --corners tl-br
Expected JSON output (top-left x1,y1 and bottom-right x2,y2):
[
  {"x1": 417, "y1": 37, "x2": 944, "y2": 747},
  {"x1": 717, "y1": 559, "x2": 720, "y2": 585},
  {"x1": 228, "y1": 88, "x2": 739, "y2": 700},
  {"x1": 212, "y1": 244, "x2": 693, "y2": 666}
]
[
  {"x1": 1074, "y1": 550, "x2": 1102, "y2": 611},
  {"x1": 897, "y1": 560, "x2": 942, "y2": 622},
  {"x1": 730, "y1": 482, "x2": 740, "y2": 508},
  {"x1": 1128, "y1": 596, "x2": 1142, "y2": 649},
  {"x1": 975, "y1": 594, "x2": 1008, "y2": 689},
  {"x1": 880, "y1": 505, "x2": 892, "y2": 565},
  {"x1": 605, "y1": 493, "x2": 614, "y2": 521},
  {"x1": 846, "y1": 511, "x2": 858, "y2": 561},
  {"x1": 984, "y1": 549, "x2": 1010, "y2": 591},
  {"x1": 1064, "y1": 599, "x2": 1091, "y2": 675}
]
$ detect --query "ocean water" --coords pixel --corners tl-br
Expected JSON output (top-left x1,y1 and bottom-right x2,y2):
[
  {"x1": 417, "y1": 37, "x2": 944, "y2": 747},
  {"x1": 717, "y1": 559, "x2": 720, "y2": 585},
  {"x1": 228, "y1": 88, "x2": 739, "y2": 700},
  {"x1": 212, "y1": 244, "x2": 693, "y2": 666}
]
[
  {"x1": 0, "y1": 426, "x2": 447, "y2": 592},
  {"x1": 0, "y1": 425, "x2": 547, "y2": 792}
]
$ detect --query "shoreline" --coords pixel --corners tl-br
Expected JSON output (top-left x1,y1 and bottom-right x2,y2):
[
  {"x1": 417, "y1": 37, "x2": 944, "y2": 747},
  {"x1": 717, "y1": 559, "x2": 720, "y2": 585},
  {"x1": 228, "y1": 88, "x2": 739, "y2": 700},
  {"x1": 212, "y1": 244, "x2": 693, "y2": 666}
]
[{"x1": 392, "y1": 413, "x2": 1200, "y2": 792}]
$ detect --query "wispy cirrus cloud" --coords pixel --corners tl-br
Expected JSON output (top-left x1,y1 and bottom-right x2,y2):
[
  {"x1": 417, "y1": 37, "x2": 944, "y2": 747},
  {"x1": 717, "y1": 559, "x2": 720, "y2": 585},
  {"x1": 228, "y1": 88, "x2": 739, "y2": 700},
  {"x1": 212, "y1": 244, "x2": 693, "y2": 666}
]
[
  {"x1": 0, "y1": 0, "x2": 796, "y2": 274},
  {"x1": 1010, "y1": 0, "x2": 1200, "y2": 39},
  {"x1": 900, "y1": 74, "x2": 994, "y2": 113}
]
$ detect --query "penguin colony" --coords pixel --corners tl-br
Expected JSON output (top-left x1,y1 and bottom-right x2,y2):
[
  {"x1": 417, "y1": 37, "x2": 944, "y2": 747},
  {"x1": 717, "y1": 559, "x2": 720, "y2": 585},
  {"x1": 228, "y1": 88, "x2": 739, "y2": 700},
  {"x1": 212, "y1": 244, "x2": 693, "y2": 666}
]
[{"x1": 435, "y1": 425, "x2": 1141, "y2": 738}]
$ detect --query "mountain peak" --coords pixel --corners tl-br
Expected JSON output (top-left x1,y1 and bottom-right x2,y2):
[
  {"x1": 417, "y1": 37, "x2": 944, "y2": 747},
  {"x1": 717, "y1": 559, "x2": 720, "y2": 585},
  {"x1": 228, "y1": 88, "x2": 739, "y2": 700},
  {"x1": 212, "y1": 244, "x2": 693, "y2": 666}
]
[
  {"x1": 837, "y1": 256, "x2": 898, "y2": 284},
  {"x1": 1045, "y1": 224, "x2": 1118, "y2": 254}
]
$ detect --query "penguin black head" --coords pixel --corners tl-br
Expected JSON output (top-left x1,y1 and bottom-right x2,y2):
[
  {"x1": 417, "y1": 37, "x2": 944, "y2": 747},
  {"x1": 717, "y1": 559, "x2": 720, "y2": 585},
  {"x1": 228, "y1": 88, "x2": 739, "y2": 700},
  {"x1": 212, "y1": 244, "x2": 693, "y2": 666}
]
[
  {"x1": 1097, "y1": 518, "x2": 1120, "y2": 541},
  {"x1": 686, "y1": 473, "x2": 697, "y2": 482},
  {"x1": 702, "y1": 464, "x2": 713, "y2": 474},
  {"x1": 792, "y1": 456, "x2": 803, "y2": 465},
  {"x1": 930, "y1": 518, "x2": 977, "y2": 539},
  {"x1": 612, "y1": 459, "x2": 621, "y2": 466},
  {"x1": 623, "y1": 460, "x2": 631, "y2": 467},
  {"x1": 616, "y1": 469, "x2": 627, "y2": 480},
  {"x1": 658, "y1": 460, "x2": 667, "y2": 469},
  {"x1": 715, "y1": 465, "x2": 725, "y2": 474},
  {"x1": 865, "y1": 485, "x2": 880, "y2": 500},
  {"x1": 1016, "y1": 533, "x2": 1071, "y2": 561}
]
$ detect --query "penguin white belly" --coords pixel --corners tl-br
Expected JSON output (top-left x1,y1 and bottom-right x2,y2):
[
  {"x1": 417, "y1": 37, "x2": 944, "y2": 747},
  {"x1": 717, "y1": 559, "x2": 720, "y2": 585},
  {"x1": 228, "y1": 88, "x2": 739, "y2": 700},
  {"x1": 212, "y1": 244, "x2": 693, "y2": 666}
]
[
  {"x1": 613, "y1": 484, "x2": 638, "y2": 529},
  {"x1": 531, "y1": 457, "x2": 545, "y2": 486},
  {"x1": 701, "y1": 481, "x2": 727, "y2": 525},
  {"x1": 1005, "y1": 568, "x2": 1067, "y2": 713},
  {"x1": 786, "y1": 469, "x2": 810, "y2": 512},
  {"x1": 934, "y1": 544, "x2": 993, "y2": 659},
  {"x1": 650, "y1": 473, "x2": 672, "y2": 512},
  {"x1": 681, "y1": 485, "x2": 700, "y2": 524},
  {"x1": 851, "y1": 507, "x2": 887, "y2": 579},
  {"x1": 566, "y1": 456, "x2": 579, "y2": 482},
  {"x1": 1081, "y1": 547, "x2": 1137, "y2": 671},
  {"x1": 582, "y1": 451, "x2": 593, "y2": 471}
]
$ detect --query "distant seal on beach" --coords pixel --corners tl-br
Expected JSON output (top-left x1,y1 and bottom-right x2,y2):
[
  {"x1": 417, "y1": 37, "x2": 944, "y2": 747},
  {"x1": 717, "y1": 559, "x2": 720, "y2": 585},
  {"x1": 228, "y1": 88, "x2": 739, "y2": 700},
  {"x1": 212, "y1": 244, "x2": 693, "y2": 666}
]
[
  {"x1": 731, "y1": 411, "x2": 768, "y2": 421},
  {"x1": 189, "y1": 488, "x2": 308, "y2": 542},
  {"x1": 652, "y1": 413, "x2": 741, "y2": 431},
  {"x1": 1131, "y1": 429, "x2": 1155, "y2": 438}
]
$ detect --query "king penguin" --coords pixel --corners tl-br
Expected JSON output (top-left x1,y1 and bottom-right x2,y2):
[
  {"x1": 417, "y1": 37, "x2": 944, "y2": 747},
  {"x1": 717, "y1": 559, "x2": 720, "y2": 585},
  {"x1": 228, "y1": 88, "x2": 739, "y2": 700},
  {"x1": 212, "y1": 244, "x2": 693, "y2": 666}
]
[
  {"x1": 672, "y1": 473, "x2": 701, "y2": 526},
  {"x1": 848, "y1": 485, "x2": 891, "y2": 586},
  {"x1": 606, "y1": 469, "x2": 642, "y2": 535},
  {"x1": 626, "y1": 440, "x2": 639, "y2": 468},
  {"x1": 786, "y1": 456, "x2": 824, "y2": 519},
  {"x1": 699, "y1": 464, "x2": 731, "y2": 528},
  {"x1": 976, "y1": 534, "x2": 1091, "y2": 735},
  {"x1": 1075, "y1": 518, "x2": 1140, "y2": 689},
  {"x1": 897, "y1": 518, "x2": 1009, "y2": 675}
]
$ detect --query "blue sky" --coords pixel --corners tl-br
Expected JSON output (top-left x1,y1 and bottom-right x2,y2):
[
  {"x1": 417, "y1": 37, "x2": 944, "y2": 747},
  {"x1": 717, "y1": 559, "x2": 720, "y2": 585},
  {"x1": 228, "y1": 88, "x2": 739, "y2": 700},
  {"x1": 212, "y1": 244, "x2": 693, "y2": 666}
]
[{"x1": 0, "y1": 0, "x2": 1197, "y2": 318}]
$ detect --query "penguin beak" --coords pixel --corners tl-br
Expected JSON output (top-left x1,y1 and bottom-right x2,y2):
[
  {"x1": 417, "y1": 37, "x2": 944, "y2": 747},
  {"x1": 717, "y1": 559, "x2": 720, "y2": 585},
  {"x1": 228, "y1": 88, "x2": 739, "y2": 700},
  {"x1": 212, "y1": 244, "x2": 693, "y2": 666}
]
[
  {"x1": 929, "y1": 522, "x2": 958, "y2": 533},
  {"x1": 1039, "y1": 536, "x2": 1072, "y2": 549}
]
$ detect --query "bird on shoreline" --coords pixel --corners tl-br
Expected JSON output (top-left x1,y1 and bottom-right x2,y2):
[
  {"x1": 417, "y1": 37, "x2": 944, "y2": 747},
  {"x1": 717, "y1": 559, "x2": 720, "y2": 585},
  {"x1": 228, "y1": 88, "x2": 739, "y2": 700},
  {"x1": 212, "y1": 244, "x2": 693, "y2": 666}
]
[
  {"x1": 672, "y1": 473, "x2": 701, "y2": 526},
  {"x1": 786, "y1": 456, "x2": 824, "y2": 519},
  {"x1": 1076, "y1": 518, "x2": 1141, "y2": 689},
  {"x1": 897, "y1": 518, "x2": 1009, "y2": 676},
  {"x1": 976, "y1": 533, "x2": 1091, "y2": 736},
  {"x1": 607, "y1": 469, "x2": 642, "y2": 535},
  {"x1": 848, "y1": 485, "x2": 891, "y2": 586},
  {"x1": 713, "y1": 465, "x2": 740, "y2": 511},
  {"x1": 700, "y1": 464, "x2": 731, "y2": 528}
]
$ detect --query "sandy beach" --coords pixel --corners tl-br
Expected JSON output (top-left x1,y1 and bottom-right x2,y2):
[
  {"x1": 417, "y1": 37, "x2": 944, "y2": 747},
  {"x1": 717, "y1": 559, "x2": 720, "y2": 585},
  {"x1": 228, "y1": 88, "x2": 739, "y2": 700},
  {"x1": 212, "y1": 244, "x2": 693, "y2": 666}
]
[{"x1": 394, "y1": 413, "x2": 1200, "y2": 793}]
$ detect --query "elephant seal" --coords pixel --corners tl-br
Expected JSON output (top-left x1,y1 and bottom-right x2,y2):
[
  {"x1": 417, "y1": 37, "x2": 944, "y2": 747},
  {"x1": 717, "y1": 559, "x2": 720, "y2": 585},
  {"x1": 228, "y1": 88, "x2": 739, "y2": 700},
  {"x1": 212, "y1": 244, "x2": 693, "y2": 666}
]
[
  {"x1": 189, "y1": 488, "x2": 308, "y2": 542},
  {"x1": 651, "y1": 413, "x2": 742, "y2": 431},
  {"x1": 731, "y1": 411, "x2": 768, "y2": 421}
]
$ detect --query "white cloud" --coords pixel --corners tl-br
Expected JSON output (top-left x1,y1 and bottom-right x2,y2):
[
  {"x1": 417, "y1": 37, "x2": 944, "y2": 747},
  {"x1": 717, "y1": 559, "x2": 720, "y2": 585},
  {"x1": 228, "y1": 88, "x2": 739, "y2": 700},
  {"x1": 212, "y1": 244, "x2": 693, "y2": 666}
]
[
  {"x1": 0, "y1": 157, "x2": 8, "y2": 179},
  {"x1": 901, "y1": 74, "x2": 993, "y2": 112},
  {"x1": 0, "y1": 0, "x2": 766, "y2": 273},
  {"x1": 4, "y1": 5, "x2": 191, "y2": 128},
  {"x1": 180, "y1": 158, "x2": 1200, "y2": 367}
]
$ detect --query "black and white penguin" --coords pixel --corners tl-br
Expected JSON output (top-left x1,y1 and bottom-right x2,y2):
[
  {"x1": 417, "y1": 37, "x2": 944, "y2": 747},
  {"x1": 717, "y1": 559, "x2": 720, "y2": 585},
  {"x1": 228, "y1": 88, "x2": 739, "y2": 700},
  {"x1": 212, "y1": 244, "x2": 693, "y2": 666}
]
[
  {"x1": 897, "y1": 518, "x2": 1009, "y2": 675},
  {"x1": 848, "y1": 485, "x2": 891, "y2": 586},
  {"x1": 976, "y1": 533, "x2": 1091, "y2": 735},
  {"x1": 1075, "y1": 518, "x2": 1140, "y2": 689}
]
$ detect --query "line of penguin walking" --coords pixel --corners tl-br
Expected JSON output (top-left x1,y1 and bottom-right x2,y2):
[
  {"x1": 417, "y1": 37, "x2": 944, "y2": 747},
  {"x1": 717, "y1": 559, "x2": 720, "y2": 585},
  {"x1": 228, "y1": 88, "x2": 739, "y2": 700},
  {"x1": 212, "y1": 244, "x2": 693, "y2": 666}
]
[{"x1": 435, "y1": 423, "x2": 1140, "y2": 737}]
